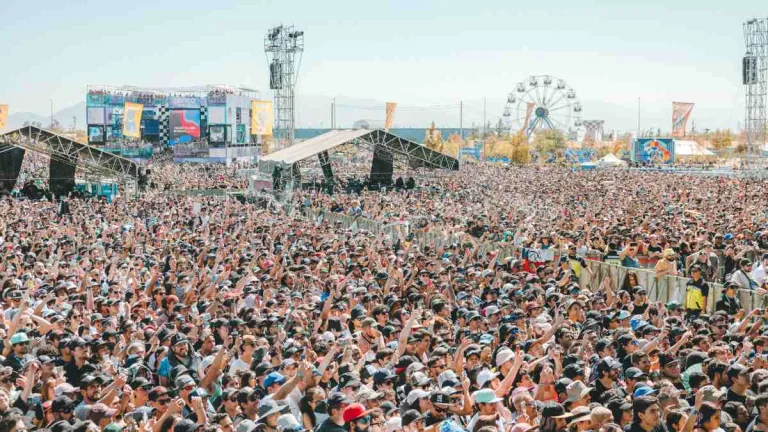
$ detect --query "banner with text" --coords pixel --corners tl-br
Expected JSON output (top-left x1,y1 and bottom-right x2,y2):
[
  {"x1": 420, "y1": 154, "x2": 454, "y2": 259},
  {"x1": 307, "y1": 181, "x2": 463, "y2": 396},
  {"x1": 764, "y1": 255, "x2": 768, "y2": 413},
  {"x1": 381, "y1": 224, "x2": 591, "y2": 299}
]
[
  {"x1": 251, "y1": 100, "x2": 273, "y2": 135},
  {"x1": 671, "y1": 102, "x2": 694, "y2": 138},
  {"x1": 122, "y1": 102, "x2": 143, "y2": 138},
  {"x1": 0, "y1": 105, "x2": 8, "y2": 130}
]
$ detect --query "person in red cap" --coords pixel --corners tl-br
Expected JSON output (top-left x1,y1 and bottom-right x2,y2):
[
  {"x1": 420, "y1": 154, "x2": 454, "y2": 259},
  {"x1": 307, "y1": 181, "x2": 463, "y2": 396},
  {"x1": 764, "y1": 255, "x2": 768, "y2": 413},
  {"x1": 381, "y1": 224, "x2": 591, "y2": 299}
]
[{"x1": 342, "y1": 403, "x2": 372, "y2": 432}]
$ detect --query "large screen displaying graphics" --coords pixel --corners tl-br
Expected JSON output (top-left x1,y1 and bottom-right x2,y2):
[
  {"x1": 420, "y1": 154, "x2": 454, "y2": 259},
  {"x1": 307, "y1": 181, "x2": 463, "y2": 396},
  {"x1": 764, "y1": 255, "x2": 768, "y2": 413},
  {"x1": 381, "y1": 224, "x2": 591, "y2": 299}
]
[
  {"x1": 142, "y1": 119, "x2": 159, "y2": 135},
  {"x1": 209, "y1": 125, "x2": 226, "y2": 143},
  {"x1": 89, "y1": 126, "x2": 104, "y2": 143},
  {"x1": 87, "y1": 107, "x2": 105, "y2": 125},
  {"x1": 170, "y1": 110, "x2": 201, "y2": 146},
  {"x1": 633, "y1": 138, "x2": 675, "y2": 164}
]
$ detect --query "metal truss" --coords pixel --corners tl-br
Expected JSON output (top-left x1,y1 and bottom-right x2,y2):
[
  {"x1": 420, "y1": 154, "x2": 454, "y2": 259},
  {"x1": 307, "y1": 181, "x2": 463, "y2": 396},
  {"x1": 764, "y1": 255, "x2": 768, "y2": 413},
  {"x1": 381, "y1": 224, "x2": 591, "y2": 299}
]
[
  {"x1": 0, "y1": 126, "x2": 139, "y2": 181},
  {"x1": 355, "y1": 129, "x2": 459, "y2": 170}
]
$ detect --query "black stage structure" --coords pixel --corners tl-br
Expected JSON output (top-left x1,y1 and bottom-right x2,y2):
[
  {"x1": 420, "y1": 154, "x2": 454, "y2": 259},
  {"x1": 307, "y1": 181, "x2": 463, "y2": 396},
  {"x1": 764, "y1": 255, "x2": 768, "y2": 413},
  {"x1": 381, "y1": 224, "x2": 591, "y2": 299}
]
[
  {"x1": 258, "y1": 129, "x2": 459, "y2": 189},
  {"x1": 0, "y1": 126, "x2": 140, "y2": 197}
]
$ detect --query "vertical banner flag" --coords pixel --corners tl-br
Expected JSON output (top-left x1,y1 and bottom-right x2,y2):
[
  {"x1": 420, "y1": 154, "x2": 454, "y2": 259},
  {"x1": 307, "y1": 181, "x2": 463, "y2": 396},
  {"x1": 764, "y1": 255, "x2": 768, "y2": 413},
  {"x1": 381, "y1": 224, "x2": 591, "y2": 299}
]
[
  {"x1": 385, "y1": 102, "x2": 397, "y2": 131},
  {"x1": 251, "y1": 101, "x2": 274, "y2": 135},
  {"x1": 0, "y1": 105, "x2": 8, "y2": 130},
  {"x1": 523, "y1": 102, "x2": 535, "y2": 132},
  {"x1": 671, "y1": 102, "x2": 694, "y2": 138},
  {"x1": 122, "y1": 102, "x2": 143, "y2": 138}
]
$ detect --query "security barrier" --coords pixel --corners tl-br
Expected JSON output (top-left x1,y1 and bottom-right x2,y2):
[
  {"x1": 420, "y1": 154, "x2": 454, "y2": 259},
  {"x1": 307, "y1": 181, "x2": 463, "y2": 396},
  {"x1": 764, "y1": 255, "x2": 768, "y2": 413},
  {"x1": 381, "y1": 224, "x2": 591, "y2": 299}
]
[{"x1": 303, "y1": 208, "x2": 768, "y2": 313}]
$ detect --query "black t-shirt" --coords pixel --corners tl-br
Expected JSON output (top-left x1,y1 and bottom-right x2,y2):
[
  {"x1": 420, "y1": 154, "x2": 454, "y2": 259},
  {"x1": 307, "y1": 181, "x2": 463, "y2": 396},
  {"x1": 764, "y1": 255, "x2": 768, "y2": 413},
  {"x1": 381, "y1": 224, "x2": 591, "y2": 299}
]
[
  {"x1": 633, "y1": 303, "x2": 649, "y2": 315},
  {"x1": 316, "y1": 418, "x2": 347, "y2": 432},
  {"x1": 726, "y1": 388, "x2": 748, "y2": 405}
]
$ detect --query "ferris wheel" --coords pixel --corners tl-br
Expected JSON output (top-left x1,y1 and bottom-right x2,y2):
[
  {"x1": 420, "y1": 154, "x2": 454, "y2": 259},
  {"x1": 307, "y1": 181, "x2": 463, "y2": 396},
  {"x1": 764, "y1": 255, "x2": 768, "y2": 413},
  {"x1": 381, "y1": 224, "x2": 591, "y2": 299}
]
[{"x1": 502, "y1": 75, "x2": 582, "y2": 137}]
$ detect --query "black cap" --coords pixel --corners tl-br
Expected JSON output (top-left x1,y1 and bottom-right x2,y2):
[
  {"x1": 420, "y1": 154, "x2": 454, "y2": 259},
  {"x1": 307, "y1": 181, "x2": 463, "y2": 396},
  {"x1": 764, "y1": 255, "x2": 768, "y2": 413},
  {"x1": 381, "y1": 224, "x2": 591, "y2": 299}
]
[
  {"x1": 327, "y1": 392, "x2": 352, "y2": 408},
  {"x1": 625, "y1": 367, "x2": 646, "y2": 379},
  {"x1": 373, "y1": 369, "x2": 396, "y2": 384},
  {"x1": 402, "y1": 410, "x2": 424, "y2": 427},
  {"x1": 338, "y1": 373, "x2": 361, "y2": 389},
  {"x1": 51, "y1": 396, "x2": 77, "y2": 413}
]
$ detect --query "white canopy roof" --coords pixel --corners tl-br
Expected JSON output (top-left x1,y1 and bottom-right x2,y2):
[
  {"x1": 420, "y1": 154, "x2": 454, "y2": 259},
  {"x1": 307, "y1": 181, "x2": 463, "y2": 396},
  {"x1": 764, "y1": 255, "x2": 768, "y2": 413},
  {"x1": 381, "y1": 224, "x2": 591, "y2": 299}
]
[{"x1": 675, "y1": 140, "x2": 716, "y2": 157}]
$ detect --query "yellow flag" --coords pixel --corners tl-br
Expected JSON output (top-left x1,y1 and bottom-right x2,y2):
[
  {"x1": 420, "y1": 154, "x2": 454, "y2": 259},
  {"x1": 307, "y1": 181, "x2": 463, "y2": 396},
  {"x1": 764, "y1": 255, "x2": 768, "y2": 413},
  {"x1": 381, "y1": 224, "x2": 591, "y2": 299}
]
[
  {"x1": 122, "y1": 102, "x2": 143, "y2": 138},
  {"x1": 385, "y1": 102, "x2": 397, "y2": 131},
  {"x1": 0, "y1": 105, "x2": 8, "y2": 130},
  {"x1": 251, "y1": 101, "x2": 274, "y2": 135}
]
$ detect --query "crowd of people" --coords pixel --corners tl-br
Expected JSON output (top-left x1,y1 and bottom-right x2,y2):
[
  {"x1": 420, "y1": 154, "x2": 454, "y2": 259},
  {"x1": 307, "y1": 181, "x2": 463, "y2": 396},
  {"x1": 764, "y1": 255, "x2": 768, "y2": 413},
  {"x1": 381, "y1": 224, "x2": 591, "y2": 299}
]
[{"x1": 0, "y1": 163, "x2": 767, "y2": 432}]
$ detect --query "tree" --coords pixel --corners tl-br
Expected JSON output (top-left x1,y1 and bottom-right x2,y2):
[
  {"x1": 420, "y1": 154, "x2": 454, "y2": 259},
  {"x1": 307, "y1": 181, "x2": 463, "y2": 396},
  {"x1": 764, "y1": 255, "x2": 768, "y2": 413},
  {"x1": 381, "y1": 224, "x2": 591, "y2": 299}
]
[
  {"x1": 424, "y1": 122, "x2": 442, "y2": 150},
  {"x1": 495, "y1": 119, "x2": 505, "y2": 137},
  {"x1": 709, "y1": 129, "x2": 733, "y2": 151},
  {"x1": 532, "y1": 129, "x2": 567, "y2": 156},
  {"x1": 509, "y1": 131, "x2": 531, "y2": 165}
]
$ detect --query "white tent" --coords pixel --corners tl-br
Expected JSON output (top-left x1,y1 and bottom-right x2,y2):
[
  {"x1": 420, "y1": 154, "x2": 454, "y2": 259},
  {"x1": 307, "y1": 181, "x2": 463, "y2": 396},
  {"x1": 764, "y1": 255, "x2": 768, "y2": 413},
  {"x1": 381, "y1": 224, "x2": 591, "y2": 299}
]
[
  {"x1": 597, "y1": 153, "x2": 626, "y2": 167},
  {"x1": 675, "y1": 140, "x2": 716, "y2": 157}
]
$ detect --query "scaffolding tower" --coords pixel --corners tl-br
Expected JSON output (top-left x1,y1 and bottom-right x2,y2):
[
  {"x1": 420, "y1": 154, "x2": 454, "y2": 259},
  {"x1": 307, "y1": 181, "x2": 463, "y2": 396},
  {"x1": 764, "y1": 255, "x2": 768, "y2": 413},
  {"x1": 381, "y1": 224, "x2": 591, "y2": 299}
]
[
  {"x1": 264, "y1": 25, "x2": 304, "y2": 148},
  {"x1": 744, "y1": 18, "x2": 768, "y2": 163}
]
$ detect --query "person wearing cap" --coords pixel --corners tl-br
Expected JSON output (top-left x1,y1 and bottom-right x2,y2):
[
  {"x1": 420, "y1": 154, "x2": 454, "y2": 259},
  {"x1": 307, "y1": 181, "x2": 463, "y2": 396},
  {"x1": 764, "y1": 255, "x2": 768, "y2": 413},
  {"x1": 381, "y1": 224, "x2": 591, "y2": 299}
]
[
  {"x1": 401, "y1": 409, "x2": 424, "y2": 432},
  {"x1": 591, "y1": 358, "x2": 625, "y2": 403},
  {"x1": 564, "y1": 381, "x2": 593, "y2": 410},
  {"x1": 467, "y1": 389, "x2": 507, "y2": 432},
  {"x1": 316, "y1": 393, "x2": 351, "y2": 432},
  {"x1": 4, "y1": 332, "x2": 31, "y2": 371},
  {"x1": 342, "y1": 403, "x2": 372, "y2": 432},
  {"x1": 684, "y1": 266, "x2": 709, "y2": 317},
  {"x1": 657, "y1": 353, "x2": 685, "y2": 391},
  {"x1": 50, "y1": 395, "x2": 77, "y2": 426},
  {"x1": 256, "y1": 399, "x2": 290, "y2": 432},
  {"x1": 725, "y1": 364, "x2": 752, "y2": 405},
  {"x1": 730, "y1": 259, "x2": 758, "y2": 291},
  {"x1": 715, "y1": 283, "x2": 742, "y2": 315},
  {"x1": 158, "y1": 334, "x2": 201, "y2": 387}
]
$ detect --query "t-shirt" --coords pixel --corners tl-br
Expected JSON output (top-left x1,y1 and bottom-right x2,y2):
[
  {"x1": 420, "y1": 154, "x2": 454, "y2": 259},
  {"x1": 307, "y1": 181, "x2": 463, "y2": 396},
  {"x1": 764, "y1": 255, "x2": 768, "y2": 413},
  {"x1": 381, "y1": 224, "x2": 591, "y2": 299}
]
[
  {"x1": 685, "y1": 278, "x2": 709, "y2": 311},
  {"x1": 725, "y1": 388, "x2": 748, "y2": 405},
  {"x1": 315, "y1": 418, "x2": 346, "y2": 432}
]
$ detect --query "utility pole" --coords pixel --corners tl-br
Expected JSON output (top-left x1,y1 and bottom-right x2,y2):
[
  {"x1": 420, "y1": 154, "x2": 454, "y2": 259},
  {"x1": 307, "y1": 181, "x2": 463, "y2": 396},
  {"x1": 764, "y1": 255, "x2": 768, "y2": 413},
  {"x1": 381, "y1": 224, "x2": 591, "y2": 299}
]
[
  {"x1": 330, "y1": 100, "x2": 334, "y2": 129},
  {"x1": 483, "y1": 97, "x2": 486, "y2": 138},
  {"x1": 50, "y1": 99, "x2": 53, "y2": 129},
  {"x1": 459, "y1": 101, "x2": 463, "y2": 140},
  {"x1": 636, "y1": 97, "x2": 640, "y2": 138}
]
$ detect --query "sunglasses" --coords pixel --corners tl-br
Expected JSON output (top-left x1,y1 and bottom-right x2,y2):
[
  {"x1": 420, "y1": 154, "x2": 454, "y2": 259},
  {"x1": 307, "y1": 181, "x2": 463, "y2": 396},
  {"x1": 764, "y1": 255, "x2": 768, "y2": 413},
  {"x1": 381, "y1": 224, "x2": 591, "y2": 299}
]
[
  {"x1": 157, "y1": 399, "x2": 171, "y2": 405},
  {"x1": 356, "y1": 416, "x2": 371, "y2": 425}
]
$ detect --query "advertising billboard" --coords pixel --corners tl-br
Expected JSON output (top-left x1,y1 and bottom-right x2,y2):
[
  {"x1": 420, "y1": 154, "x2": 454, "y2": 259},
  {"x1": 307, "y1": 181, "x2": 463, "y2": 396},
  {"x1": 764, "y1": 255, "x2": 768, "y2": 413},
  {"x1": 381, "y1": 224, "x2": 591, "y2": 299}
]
[
  {"x1": 169, "y1": 110, "x2": 201, "y2": 146},
  {"x1": 169, "y1": 96, "x2": 202, "y2": 109},
  {"x1": 633, "y1": 138, "x2": 675, "y2": 164},
  {"x1": 122, "y1": 102, "x2": 143, "y2": 138}
]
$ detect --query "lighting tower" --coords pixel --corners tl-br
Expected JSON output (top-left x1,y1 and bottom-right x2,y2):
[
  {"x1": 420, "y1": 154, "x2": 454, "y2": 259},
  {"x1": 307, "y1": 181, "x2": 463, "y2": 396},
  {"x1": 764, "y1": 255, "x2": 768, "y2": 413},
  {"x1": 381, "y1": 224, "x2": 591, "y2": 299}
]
[
  {"x1": 264, "y1": 25, "x2": 304, "y2": 147},
  {"x1": 744, "y1": 18, "x2": 768, "y2": 164}
]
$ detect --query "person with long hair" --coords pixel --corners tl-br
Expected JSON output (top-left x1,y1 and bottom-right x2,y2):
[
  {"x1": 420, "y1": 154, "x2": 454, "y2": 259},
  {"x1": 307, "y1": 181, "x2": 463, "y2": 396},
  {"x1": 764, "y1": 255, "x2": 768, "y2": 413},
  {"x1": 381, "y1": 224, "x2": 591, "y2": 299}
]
[
  {"x1": 299, "y1": 387, "x2": 326, "y2": 430},
  {"x1": 696, "y1": 403, "x2": 721, "y2": 432}
]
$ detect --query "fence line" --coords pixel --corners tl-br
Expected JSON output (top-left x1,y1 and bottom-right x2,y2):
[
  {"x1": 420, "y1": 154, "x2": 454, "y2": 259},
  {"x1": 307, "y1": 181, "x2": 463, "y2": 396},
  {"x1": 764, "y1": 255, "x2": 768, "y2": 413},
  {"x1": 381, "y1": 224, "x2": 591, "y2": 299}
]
[{"x1": 305, "y1": 208, "x2": 768, "y2": 313}]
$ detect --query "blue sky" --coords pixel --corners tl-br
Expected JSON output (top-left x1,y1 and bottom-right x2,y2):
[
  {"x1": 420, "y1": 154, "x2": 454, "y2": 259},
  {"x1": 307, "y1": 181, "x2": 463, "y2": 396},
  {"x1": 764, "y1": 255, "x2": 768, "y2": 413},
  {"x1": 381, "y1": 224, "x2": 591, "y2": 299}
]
[{"x1": 0, "y1": 0, "x2": 762, "y2": 131}]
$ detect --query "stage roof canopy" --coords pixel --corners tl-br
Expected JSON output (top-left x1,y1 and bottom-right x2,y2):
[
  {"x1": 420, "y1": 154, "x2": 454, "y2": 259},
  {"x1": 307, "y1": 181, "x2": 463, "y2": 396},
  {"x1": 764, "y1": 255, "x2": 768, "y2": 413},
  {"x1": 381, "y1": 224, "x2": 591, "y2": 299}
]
[{"x1": 259, "y1": 129, "x2": 459, "y2": 171}]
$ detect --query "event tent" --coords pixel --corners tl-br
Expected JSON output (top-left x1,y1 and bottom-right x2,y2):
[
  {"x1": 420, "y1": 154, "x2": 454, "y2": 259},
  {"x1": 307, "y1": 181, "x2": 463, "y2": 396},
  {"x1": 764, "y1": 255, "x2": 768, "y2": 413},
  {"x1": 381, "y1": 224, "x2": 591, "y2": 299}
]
[{"x1": 596, "y1": 153, "x2": 626, "y2": 167}]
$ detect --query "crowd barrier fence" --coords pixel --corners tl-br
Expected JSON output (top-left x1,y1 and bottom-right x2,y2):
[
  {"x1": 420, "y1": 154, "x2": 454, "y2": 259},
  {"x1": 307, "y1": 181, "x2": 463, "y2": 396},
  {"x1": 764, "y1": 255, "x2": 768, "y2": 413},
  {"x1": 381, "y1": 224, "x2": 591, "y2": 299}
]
[{"x1": 304, "y1": 208, "x2": 768, "y2": 314}]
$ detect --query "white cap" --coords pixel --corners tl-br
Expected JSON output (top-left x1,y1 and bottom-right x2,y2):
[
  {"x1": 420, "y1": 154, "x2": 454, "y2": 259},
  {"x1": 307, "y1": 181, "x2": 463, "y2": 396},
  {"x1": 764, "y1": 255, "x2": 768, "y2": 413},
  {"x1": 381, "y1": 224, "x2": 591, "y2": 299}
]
[
  {"x1": 385, "y1": 417, "x2": 402, "y2": 432},
  {"x1": 437, "y1": 370, "x2": 459, "y2": 388},
  {"x1": 477, "y1": 369, "x2": 499, "y2": 388},
  {"x1": 495, "y1": 349, "x2": 515, "y2": 367},
  {"x1": 276, "y1": 414, "x2": 302, "y2": 432}
]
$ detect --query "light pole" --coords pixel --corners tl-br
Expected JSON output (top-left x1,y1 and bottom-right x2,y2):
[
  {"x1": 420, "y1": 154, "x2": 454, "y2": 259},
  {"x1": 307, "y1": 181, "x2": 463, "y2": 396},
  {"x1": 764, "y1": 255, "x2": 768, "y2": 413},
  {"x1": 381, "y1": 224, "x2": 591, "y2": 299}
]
[{"x1": 49, "y1": 99, "x2": 53, "y2": 129}]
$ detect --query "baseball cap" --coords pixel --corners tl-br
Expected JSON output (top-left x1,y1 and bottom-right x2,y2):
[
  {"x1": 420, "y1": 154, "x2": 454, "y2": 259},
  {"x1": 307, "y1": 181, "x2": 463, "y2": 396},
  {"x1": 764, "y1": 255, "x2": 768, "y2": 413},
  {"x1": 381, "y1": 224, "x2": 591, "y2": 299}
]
[
  {"x1": 474, "y1": 388, "x2": 503, "y2": 404},
  {"x1": 495, "y1": 348, "x2": 515, "y2": 367},
  {"x1": 342, "y1": 403, "x2": 372, "y2": 423},
  {"x1": 257, "y1": 399, "x2": 290, "y2": 421},
  {"x1": 264, "y1": 372, "x2": 287, "y2": 388}
]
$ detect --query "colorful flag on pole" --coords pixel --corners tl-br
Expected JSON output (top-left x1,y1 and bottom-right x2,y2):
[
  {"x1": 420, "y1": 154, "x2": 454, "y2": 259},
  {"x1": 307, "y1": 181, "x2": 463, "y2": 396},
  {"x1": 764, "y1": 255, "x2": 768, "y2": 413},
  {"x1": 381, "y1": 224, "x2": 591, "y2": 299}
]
[
  {"x1": 385, "y1": 102, "x2": 397, "y2": 131},
  {"x1": 0, "y1": 105, "x2": 8, "y2": 130},
  {"x1": 251, "y1": 101, "x2": 274, "y2": 135},
  {"x1": 122, "y1": 102, "x2": 143, "y2": 138},
  {"x1": 523, "y1": 102, "x2": 535, "y2": 132},
  {"x1": 671, "y1": 102, "x2": 694, "y2": 138}
]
